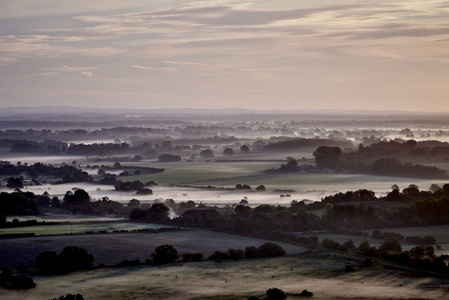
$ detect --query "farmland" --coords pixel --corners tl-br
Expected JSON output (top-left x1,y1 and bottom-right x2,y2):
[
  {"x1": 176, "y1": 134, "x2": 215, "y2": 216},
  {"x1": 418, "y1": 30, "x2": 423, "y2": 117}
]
[
  {"x1": 0, "y1": 230, "x2": 307, "y2": 268},
  {"x1": 2, "y1": 254, "x2": 449, "y2": 300}
]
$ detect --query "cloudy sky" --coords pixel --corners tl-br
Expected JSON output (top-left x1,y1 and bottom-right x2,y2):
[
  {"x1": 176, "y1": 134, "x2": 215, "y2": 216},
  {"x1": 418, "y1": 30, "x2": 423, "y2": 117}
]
[{"x1": 0, "y1": 0, "x2": 448, "y2": 111}]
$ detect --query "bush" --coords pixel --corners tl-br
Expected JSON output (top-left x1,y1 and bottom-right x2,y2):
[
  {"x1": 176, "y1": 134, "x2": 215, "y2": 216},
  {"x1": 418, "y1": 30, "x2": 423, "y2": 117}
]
[
  {"x1": 257, "y1": 242, "x2": 286, "y2": 258},
  {"x1": 299, "y1": 289, "x2": 314, "y2": 297},
  {"x1": 266, "y1": 288, "x2": 286, "y2": 300},
  {"x1": 227, "y1": 248, "x2": 244, "y2": 261},
  {"x1": 50, "y1": 294, "x2": 84, "y2": 300},
  {"x1": 35, "y1": 251, "x2": 60, "y2": 273},
  {"x1": 151, "y1": 244, "x2": 179, "y2": 265},
  {"x1": 322, "y1": 238, "x2": 340, "y2": 250},
  {"x1": 59, "y1": 246, "x2": 94, "y2": 271},
  {"x1": 208, "y1": 251, "x2": 228, "y2": 261},
  {"x1": 182, "y1": 253, "x2": 204, "y2": 262},
  {"x1": 158, "y1": 153, "x2": 181, "y2": 162},
  {"x1": 8, "y1": 275, "x2": 36, "y2": 290},
  {"x1": 244, "y1": 246, "x2": 258, "y2": 259}
]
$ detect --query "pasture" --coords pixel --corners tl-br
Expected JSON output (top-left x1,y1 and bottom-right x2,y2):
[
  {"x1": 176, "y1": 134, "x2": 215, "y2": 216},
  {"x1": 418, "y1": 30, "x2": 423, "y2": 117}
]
[
  {"x1": 2, "y1": 254, "x2": 448, "y2": 300},
  {"x1": 0, "y1": 221, "x2": 175, "y2": 236},
  {"x1": 0, "y1": 230, "x2": 307, "y2": 269}
]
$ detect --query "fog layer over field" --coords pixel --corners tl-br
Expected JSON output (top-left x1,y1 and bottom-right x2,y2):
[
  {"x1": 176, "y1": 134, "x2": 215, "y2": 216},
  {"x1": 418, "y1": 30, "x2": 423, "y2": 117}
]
[{"x1": 13, "y1": 174, "x2": 446, "y2": 207}]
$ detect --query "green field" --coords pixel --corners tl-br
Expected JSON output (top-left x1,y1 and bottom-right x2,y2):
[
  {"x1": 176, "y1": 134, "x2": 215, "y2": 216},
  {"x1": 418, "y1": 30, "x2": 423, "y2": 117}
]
[{"x1": 116, "y1": 160, "x2": 281, "y2": 185}]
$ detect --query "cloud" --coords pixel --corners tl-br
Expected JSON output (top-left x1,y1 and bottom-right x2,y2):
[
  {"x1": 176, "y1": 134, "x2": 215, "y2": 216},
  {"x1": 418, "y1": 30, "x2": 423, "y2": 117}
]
[
  {"x1": 35, "y1": 64, "x2": 98, "y2": 78},
  {"x1": 161, "y1": 60, "x2": 206, "y2": 66},
  {"x1": 131, "y1": 65, "x2": 178, "y2": 72},
  {"x1": 80, "y1": 71, "x2": 94, "y2": 78}
]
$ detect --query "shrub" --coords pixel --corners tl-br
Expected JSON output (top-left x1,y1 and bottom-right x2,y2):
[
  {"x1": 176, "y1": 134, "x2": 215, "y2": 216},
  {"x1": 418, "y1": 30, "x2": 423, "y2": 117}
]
[
  {"x1": 299, "y1": 289, "x2": 314, "y2": 297},
  {"x1": 266, "y1": 288, "x2": 286, "y2": 300},
  {"x1": 59, "y1": 246, "x2": 94, "y2": 271},
  {"x1": 244, "y1": 246, "x2": 258, "y2": 259},
  {"x1": 182, "y1": 253, "x2": 204, "y2": 262},
  {"x1": 50, "y1": 294, "x2": 84, "y2": 300},
  {"x1": 35, "y1": 251, "x2": 60, "y2": 273},
  {"x1": 257, "y1": 242, "x2": 286, "y2": 257},
  {"x1": 322, "y1": 238, "x2": 341, "y2": 250},
  {"x1": 8, "y1": 275, "x2": 36, "y2": 290},
  {"x1": 227, "y1": 248, "x2": 244, "y2": 261},
  {"x1": 151, "y1": 244, "x2": 179, "y2": 265}
]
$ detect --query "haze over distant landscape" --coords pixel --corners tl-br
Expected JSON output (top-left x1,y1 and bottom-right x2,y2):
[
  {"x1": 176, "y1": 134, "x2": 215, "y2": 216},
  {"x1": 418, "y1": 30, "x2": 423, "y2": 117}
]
[
  {"x1": 1, "y1": 0, "x2": 449, "y2": 111},
  {"x1": 4, "y1": 2, "x2": 449, "y2": 300}
]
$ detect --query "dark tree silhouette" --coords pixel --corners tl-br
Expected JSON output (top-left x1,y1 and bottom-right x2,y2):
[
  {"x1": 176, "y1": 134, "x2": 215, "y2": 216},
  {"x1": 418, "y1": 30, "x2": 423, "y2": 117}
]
[{"x1": 151, "y1": 244, "x2": 179, "y2": 264}]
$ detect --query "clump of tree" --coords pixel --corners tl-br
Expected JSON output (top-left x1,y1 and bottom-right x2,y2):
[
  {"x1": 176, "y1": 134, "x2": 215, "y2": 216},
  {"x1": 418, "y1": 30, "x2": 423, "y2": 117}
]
[
  {"x1": 244, "y1": 242, "x2": 286, "y2": 259},
  {"x1": 50, "y1": 294, "x2": 84, "y2": 300},
  {"x1": 223, "y1": 148, "x2": 234, "y2": 156},
  {"x1": 182, "y1": 253, "x2": 204, "y2": 262},
  {"x1": 35, "y1": 246, "x2": 94, "y2": 274},
  {"x1": 0, "y1": 268, "x2": 36, "y2": 290},
  {"x1": 158, "y1": 153, "x2": 181, "y2": 162},
  {"x1": 198, "y1": 149, "x2": 213, "y2": 159},
  {"x1": 130, "y1": 203, "x2": 170, "y2": 222},
  {"x1": 312, "y1": 142, "x2": 449, "y2": 179},
  {"x1": 0, "y1": 191, "x2": 39, "y2": 215},
  {"x1": 151, "y1": 244, "x2": 179, "y2": 265},
  {"x1": 266, "y1": 288, "x2": 286, "y2": 300},
  {"x1": 6, "y1": 177, "x2": 24, "y2": 189},
  {"x1": 114, "y1": 180, "x2": 144, "y2": 191}
]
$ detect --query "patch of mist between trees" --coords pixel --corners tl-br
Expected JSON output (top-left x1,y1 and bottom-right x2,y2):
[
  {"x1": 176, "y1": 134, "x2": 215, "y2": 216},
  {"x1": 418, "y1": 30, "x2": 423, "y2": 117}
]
[{"x1": 0, "y1": 155, "x2": 85, "y2": 165}]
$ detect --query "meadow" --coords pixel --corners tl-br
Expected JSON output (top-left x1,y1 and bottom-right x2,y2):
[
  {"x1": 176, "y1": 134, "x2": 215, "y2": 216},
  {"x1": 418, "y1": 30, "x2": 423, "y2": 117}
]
[
  {"x1": 0, "y1": 230, "x2": 307, "y2": 269},
  {"x1": 2, "y1": 254, "x2": 448, "y2": 300}
]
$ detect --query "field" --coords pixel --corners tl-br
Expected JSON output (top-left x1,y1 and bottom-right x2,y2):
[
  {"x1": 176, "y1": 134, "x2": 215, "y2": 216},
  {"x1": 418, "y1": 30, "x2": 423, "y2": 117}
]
[
  {"x1": 0, "y1": 230, "x2": 307, "y2": 269},
  {"x1": 2, "y1": 254, "x2": 449, "y2": 300},
  {"x1": 0, "y1": 221, "x2": 176, "y2": 236}
]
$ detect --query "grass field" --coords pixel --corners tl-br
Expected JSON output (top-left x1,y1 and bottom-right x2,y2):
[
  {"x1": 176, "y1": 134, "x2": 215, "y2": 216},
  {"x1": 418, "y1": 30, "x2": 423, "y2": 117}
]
[
  {"x1": 2, "y1": 254, "x2": 449, "y2": 300},
  {"x1": 117, "y1": 160, "x2": 281, "y2": 185},
  {"x1": 0, "y1": 222, "x2": 175, "y2": 236},
  {"x1": 0, "y1": 230, "x2": 307, "y2": 269}
]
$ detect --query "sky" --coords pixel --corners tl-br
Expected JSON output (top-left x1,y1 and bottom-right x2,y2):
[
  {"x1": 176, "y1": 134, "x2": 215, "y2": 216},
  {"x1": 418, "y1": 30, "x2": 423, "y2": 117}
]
[{"x1": 0, "y1": 0, "x2": 448, "y2": 112}]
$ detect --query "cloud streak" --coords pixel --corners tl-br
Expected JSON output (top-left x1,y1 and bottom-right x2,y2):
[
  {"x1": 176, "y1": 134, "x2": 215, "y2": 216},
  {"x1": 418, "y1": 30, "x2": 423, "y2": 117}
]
[{"x1": 1, "y1": 0, "x2": 449, "y2": 111}]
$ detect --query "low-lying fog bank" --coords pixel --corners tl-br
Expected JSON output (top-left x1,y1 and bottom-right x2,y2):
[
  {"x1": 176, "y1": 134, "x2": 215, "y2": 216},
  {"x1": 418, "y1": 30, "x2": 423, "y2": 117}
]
[{"x1": 10, "y1": 174, "x2": 447, "y2": 207}]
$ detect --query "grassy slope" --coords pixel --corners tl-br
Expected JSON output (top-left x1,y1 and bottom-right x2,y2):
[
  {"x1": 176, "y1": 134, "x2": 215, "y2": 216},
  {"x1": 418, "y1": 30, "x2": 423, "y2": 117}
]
[
  {"x1": 0, "y1": 230, "x2": 306, "y2": 269},
  {"x1": 2, "y1": 254, "x2": 448, "y2": 300}
]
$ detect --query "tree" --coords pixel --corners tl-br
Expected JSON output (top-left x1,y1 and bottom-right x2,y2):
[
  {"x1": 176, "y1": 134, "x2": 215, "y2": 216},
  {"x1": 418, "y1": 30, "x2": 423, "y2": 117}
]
[
  {"x1": 63, "y1": 189, "x2": 90, "y2": 205},
  {"x1": 200, "y1": 149, "x2": 214, "y2": 158},
  {"x1": 379, "y1": 238, "x2": 402, "y2": 254},
  {"x1": 255, "y1": 185, "x2": 266, "y2": 192},
  {"x1": 147, "y1": 203, "x2": 170, "y2": 222},
  {"x1": 266, "y1": 288, "x2": 286, "y2": 300},
  {"x1": 257, "y1": 242, "x2": 285, "y2": 257},
  {"x1": 313, "y1": 146, "x2": 342, "y2": 169},
  {"x1": 128, "y1": 199, "x2": 141, "y2": 207},
  {"x1": 35, "y1": 251, "x2": 60, "y2": 273},
  {"x1": 6, "y1": 177, "x2": 24, "y2": 189},
  {"x1": 151, "y1": 244, "x2": 179, "y2": 264},
  {"x1": 158, "y1": 153, "x2": 181, "y2": 162},
  {"x1": 240, "y1": 145, "x2": 249, "y2": 153},
  {"x1": 223, "y1": 148, "x2": 234, "y2": 156},
  {"x1": 50, "y1": 294, "x2": 84, "y2": 300},
  {"x1": 358, "y1": 241, "x2": 371, "y2": 255},
  {"x1": 59, "y1": 246, "x2": 94, "y2": 271}
]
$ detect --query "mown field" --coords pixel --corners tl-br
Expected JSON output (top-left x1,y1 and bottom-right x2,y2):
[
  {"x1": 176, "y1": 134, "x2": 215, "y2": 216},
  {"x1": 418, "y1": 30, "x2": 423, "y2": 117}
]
[
  {"x1": 2, "y1": 254, "x2": 449, "y2": 300},
  {"x1": 0, "y1": 230, "x2": 307, "y2": 269}
]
